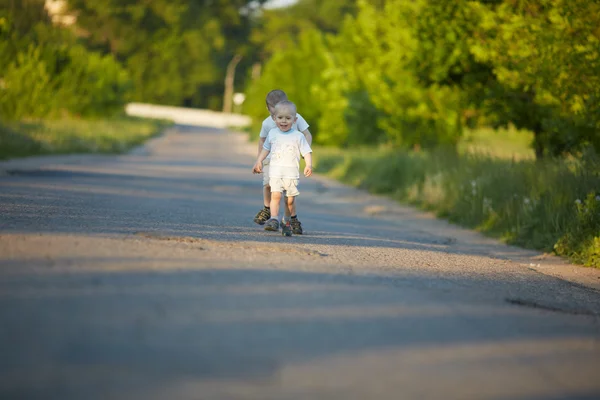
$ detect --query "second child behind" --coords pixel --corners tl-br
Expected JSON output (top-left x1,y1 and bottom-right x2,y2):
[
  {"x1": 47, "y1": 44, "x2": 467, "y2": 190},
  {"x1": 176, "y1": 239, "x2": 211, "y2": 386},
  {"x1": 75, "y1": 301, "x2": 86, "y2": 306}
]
[{"x1": 253, "y1": 100, "x2": 313, "y2": 232}]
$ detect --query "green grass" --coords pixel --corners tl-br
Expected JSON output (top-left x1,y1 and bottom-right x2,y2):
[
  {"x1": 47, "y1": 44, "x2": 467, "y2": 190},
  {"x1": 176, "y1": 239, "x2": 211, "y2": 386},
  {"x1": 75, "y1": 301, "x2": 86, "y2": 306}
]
[
  {"x1": 0, "y1": 116, "x2": 172, "y2": 160},
  {"x1": 313, "y1": 128, "x2": 600, "y2": 268},
  {"x1": 459, "y1": 126, "x2": 535, "y2": 160}
]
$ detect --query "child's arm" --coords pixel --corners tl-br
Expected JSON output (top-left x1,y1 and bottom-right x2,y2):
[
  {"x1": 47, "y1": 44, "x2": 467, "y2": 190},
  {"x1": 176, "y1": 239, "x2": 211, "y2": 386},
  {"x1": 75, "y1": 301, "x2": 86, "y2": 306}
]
[
  {"x1": 258, "y1": 137, "x2": 266, "y2": 158},
  {"x1": 253, "y1": 148, "x2": 270, "y2": 174},
  {"x1": 301, "y1": 128, "x2": 312, "y2": 146},
  {"x1": 258, "y1": 119, "x2": 270, "y2": 157},
  {"x1": 296, "y1": 114, "x2": 312, "y2": 146},
  {"x1": 303, "y1": 152, "x2": 313, "y2": 177}
]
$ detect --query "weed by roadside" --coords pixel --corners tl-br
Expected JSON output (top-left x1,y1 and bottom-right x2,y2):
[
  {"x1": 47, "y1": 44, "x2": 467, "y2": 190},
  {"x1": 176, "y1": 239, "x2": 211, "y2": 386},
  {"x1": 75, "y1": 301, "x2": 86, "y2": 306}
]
[
  {"x1": 0, "y1": 116, "x2": 171, "y2": 160},
  {"x1": 314, "y1": 146, "x2": 600, "y2": 268}
]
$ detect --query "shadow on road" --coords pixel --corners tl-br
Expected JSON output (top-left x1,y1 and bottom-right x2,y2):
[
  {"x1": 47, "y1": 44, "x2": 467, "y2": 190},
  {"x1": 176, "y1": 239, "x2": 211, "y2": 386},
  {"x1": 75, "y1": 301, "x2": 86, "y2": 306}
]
[
  {"x1": 1, "y1": 126, "x2": 600, "y2": 399},
  {"x1": 1, "y1": 266, "x2": 599, "y2": 399},
  {"x1": 0, "y1": 164, "x2": 528, "y2": 259}
]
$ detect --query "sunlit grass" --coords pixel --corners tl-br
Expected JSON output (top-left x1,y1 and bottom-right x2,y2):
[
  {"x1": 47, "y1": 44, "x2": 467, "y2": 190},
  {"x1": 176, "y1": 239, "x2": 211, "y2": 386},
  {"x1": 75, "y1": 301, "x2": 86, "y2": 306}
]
[
  {"x1": 0, "y1": 116, "x2": 171, "y2": 160},
  {"x1": 459, "y1": 126, "x2": 535, "y2": 160},
  {"x1": 313, "y1": 129, "x2": 600, "y2": 268}
]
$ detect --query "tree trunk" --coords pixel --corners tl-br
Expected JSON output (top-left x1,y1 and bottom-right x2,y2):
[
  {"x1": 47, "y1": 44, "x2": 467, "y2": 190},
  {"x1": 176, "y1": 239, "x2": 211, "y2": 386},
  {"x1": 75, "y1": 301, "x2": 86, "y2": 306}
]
[
  {"x1": 532, "y1": 123, "x2": 545, "y2": 160},
  {"x1": 223, "y1": 54, "x2": 243, "y2": 114},
  {"x1": 251, "y1": 62, "x2": 261, "y2": 81}
]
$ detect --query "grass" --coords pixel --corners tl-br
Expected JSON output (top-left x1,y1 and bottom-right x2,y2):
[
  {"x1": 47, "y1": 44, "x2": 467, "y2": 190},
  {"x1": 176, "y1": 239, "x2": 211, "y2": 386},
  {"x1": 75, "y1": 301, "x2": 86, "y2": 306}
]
[
  {"x1": 313, "y1": 128, "x2": 600, "y2": 268},
  {"x1": 458, "y1": 126, "x2": 535, "y2": 160},
  {"x1": 0, "y1": 115, "x2": 171, "y2": 160}
]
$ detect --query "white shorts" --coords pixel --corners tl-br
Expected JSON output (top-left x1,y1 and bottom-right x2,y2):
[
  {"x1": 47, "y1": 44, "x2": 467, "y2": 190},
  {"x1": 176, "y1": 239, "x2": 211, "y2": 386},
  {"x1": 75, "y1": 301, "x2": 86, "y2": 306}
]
[{"x1": 269, "y1": 177, "x2": 300, "y2": 197}]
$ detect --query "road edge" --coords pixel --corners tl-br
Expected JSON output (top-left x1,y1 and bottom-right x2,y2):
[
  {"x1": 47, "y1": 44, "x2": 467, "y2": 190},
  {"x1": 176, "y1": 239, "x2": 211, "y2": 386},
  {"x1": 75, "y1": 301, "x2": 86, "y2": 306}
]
[
  {"x1": 0, "y1": 126, "x2": 177, "y2": 175},
  {"x1": 232, "y1": 129, "x2": 600, "y2": 293}
]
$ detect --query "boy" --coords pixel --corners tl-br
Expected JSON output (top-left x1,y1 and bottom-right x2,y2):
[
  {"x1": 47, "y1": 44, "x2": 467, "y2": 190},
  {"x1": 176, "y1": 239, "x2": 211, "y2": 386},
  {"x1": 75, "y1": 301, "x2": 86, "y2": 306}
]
[
  {"x1": 253, "y1": 100, "x2": 313, "y2": 232},
  {"x1": 253, "y1": 89, "x2": 312, "y2": 234}
]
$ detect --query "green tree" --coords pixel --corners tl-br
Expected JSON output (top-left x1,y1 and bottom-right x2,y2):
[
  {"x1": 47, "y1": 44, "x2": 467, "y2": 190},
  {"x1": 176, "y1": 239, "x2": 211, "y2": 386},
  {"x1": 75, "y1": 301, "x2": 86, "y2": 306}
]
[
  {"x1": 245, "y1": 28, "x2": 328, "y2": 136},
  {"x1": 0, "y1": 0, "x2": 128, "y2": 119},
  {"x1": 250, "y1": 0, "x2": 358, "y2": 58},
  {"x1": 316, "y1": 0, "x2": 473, "y2": 149},
  {"x1": 66, "y1": 0, "x2": 266, "y2": 109},
  {"x1": 469, "y1": 0, "x2": 600, "y2": 157}
]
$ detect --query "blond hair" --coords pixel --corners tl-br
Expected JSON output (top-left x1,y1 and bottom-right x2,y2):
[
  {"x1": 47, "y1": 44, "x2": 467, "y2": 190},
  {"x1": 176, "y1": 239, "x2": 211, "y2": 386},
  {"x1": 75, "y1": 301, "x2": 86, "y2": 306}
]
[
  {"x1": 274, "y1": 100, "x2": 297, "y2": 115},
  {"x1": 266, "y1": 89, "x2": 287, "y2": 107}
]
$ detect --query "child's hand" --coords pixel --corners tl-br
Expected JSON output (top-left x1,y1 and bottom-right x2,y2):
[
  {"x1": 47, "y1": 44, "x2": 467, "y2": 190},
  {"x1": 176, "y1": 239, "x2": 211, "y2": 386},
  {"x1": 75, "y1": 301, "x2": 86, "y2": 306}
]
[
  {"x1": 304, "y1": 165, "x2": 313, "y2": 177},
  {"x1": 253, "y1": 162, "x2": 263, "y2": 174}
]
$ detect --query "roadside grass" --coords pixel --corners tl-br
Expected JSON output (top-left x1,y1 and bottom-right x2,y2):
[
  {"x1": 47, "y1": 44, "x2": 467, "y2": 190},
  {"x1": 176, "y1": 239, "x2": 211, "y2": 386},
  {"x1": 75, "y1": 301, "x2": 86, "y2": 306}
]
[
  {"x1": 0, "y1": 116, "x2": 172, "y2": 160},
  {"x1": 313, "y1": 128, "x2": 600, "y2": 268},
  {"x1": 458, "y1": 126, "x2": 535, "y2": 160}
]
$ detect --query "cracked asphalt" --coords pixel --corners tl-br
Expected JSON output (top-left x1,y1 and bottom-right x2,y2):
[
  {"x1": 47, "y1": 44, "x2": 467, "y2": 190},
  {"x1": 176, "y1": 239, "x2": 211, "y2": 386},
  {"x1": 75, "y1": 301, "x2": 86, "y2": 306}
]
[{"x1": 1, "y1": 125, "x2": 600, "y2": 400}]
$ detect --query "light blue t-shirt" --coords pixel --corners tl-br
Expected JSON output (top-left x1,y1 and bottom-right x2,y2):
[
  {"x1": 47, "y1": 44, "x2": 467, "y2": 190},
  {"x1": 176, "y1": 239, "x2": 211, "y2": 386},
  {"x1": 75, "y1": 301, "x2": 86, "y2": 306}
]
[{"x1": 264, "y1": 128, "x2": 312, "y2": 179}]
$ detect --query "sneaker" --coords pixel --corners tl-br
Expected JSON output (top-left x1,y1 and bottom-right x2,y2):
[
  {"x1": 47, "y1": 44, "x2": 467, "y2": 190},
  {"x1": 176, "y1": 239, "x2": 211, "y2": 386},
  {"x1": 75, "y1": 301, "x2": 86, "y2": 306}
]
[
  {"x1": 290, "y1": 218, "x2": 303, "y2": 235},
  {"x1": 264, "y1": 218, "x2": 279, "y2": 231},
  {"x1": 281, "y1": 220, "x2": 292, "y2": 236},
  {"x1": 280, "y1": 217, "x2": 288, "y2": 229},
  {"x1": 253, "y1": 207, "x2": 271, "y2": 225}
]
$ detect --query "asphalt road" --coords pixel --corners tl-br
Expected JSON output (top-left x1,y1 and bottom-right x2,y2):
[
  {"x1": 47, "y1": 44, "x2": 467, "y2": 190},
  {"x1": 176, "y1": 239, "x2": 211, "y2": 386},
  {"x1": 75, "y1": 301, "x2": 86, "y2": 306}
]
[{"x1": 1, "y1": 125, "x2": 600, "y2": 400}]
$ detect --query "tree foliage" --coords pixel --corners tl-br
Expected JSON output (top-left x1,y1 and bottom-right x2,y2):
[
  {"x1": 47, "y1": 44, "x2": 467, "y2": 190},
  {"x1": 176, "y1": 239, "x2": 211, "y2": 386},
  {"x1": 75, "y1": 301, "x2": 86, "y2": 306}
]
[
  {"x1": 0, "y1": 0, "x2": 128, "y2": 119},
  {"x1": 65, "y1": 0, "x2": 266, "y2": 109},
  {"x1": 470, "y1": 0, "x2": 600, "y2": 157},
  {"x1": 247, "y1": 0, "x2": 600, "y2": 157}
]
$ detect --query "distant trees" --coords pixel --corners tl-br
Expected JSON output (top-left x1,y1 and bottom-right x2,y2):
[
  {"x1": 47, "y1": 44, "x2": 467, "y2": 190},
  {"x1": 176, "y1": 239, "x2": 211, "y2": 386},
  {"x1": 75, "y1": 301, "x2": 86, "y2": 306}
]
[
  {"x1": 65, "y1": 0, "x2": 266, "y2": 109},
  {"x1": 0, "y1": 0, "x2": 128, "y2": 119},
  {"x1": 0, "y1": 0, "x2": 267, "y2": 120},
  {"x1": 4, "y1": 0, "x2": 599, "y2": 158}
]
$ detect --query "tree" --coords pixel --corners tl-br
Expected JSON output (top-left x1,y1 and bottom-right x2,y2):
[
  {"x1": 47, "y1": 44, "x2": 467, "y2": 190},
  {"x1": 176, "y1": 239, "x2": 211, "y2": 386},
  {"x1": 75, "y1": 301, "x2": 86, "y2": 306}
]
[
  {"x1": 0, "y1": 0, "x2": 128, "y2": 119},
  {"x1": 469, "y1": 0, "x2": 600, "y2": 157},
  {"x1": 245, "y1": 28, "x2": 328, "y2": 136},
  {"x1": 65, "y1": 0, "x2": 266, "y2": 108},
  {"x1": 250, "y1": 0, "x2": 358, "y2": 58},
  {"x1": 316, "y1": 0, "x2": 472, "y2": 149}
]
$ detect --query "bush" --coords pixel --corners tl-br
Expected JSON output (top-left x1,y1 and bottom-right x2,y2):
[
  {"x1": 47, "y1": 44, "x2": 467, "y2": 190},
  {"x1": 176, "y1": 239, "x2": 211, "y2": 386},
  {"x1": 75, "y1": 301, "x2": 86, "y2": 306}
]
[
  {"x1": 554, "y1": 192, "x2": 600, "y2": 267},
  {"x1": 0, "y1": 4, "x2": 129, "y2": 120},
  {"x1": 0, "y1": 44, "x2": 56, "y2": 119}
]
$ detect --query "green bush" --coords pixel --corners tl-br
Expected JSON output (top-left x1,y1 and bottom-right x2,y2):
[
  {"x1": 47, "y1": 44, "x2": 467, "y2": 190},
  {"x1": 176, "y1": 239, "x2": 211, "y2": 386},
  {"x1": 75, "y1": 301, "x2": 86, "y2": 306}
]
[
  {"x1": 0, "y1": 44, "x2": 56, "y2": 119},
  {"x1": 0, "y1": 4, "x2": 129, "y2": 120},
  {"x1": 554, "y1": 192, "x2": 600, "y2": 267},
  {"x1": 58, "y1": 44, "x2": 130, "y2": 117}
]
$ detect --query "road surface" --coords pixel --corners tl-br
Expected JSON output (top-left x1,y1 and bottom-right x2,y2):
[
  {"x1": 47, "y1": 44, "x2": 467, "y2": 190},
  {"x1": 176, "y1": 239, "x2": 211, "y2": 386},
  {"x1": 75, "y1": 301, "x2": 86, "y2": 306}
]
[{"x1": 1, "y1": 125, "x2": 600, "y2": 400}]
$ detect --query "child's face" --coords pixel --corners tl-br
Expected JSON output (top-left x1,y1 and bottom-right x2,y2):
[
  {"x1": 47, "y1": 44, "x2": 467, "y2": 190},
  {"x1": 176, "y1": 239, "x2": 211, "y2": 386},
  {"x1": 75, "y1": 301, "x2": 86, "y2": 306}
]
[
  {"x1": 274, "y1": 106, "x2": 297, "y2": 132},
  {"x1": 267, "y1": 103, "x2": 277, "y2": 118}
]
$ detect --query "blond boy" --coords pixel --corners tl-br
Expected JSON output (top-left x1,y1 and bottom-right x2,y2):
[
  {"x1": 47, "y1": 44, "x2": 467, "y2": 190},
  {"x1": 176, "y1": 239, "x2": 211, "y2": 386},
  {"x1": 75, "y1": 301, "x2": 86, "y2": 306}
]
[
  {"x1": 253, "y1": 90, "x2": 312, "y2": 234},
  {"x1": 253, "y1": 101, "x2": 313, "y2": 232}
]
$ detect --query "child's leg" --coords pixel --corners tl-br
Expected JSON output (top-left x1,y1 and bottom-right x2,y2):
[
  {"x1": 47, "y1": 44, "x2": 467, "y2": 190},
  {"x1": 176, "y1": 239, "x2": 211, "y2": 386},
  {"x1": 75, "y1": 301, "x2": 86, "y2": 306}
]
[
  {"x1": 263, "y1": 185, "x2": 272, "y2": 208},
  {"x1": 286, "y1": 195, "x2": 296, "y2": 217},
  {"x1": 254, "y1": 166, "x2": 272, "y2": 225},
  {"x1": 283, "y1": 195, "x2": 292, "y2": 219},
  {"x1": 284, "y1": 180, "x2": 303, "y2": 234},
  {"x1": 264, "y1": 178, "x2": 283, "y2": 231},
  {"x1": 270, "y1": 191, "x2": 282, "y2": 220},
  {"x1": 263, "y1": 164, "x2": 271, "y2": 207}
]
